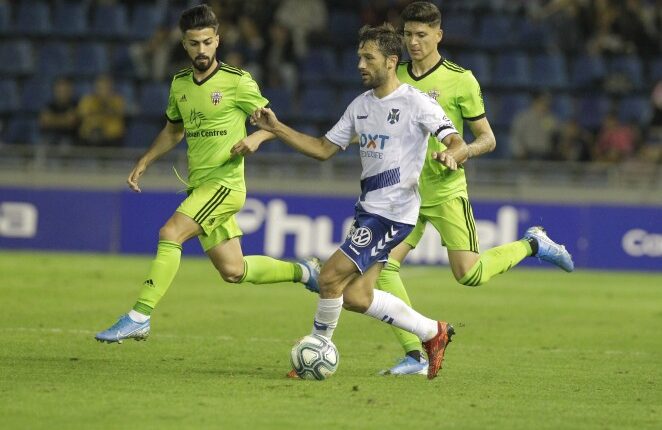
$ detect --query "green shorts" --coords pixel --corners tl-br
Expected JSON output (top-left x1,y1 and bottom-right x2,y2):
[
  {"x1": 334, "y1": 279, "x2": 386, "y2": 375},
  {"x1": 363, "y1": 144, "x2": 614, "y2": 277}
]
[
  {"x1": 404, "y1": 196, "x2": 479, "y2": 252},
  {"x1": 176, "y1": 182, "x2": 246, "y2": 251}
]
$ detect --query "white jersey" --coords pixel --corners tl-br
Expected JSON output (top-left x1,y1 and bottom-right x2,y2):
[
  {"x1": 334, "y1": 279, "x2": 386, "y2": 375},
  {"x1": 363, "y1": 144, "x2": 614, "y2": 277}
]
[{"x1": 325, "y1": 83, "x2": 458, "y2": 224}]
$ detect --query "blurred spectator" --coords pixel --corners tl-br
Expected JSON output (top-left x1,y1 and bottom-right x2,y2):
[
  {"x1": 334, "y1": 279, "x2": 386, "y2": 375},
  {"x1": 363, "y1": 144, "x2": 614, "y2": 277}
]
[
  {"x1": 264, "y1": 23, "x2": 298, "y2": 90},
  {"x1": 638, "y1": 80, "x2": 662, "y2": 163},
  {"x1": 38, "y1": 77, "x2": 79, "y2": 147},
  {"x1": 593, "y1": 111, "x2": 640, "y2": 162},
  {"x1": 129, "y1": 24, "x2": 181, "y2": 82},
  {"x1": 274, "y1": 0, "x2": 328, "y2": 58},
  {"x1": 530, "y1": 0, "x2": 592, "y2": 54},
  {"x1": 553, "y1": 118, "x2": 594, "y2": 162},
  {"x1": 77, "y1": 75, "x2": 126, "y2": 148},
  {"x1": 510, "y1": 92, "x2": 559, "y2": 160}
]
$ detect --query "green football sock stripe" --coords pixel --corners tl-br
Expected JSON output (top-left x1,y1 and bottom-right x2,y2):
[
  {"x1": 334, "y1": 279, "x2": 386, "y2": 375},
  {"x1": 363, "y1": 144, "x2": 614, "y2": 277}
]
[
  {"x1": 376, "y1": 257, "x2": 422, "y2": 354},
  {"x1": 459, "y1": 239, "x2": 531, "y2": 287},
  {"x1": 134, "y1": 240, "x2": 183, "y2": 314},
  {"x1": 241, "y1": 256, "x2": 299, "y2": 284}
]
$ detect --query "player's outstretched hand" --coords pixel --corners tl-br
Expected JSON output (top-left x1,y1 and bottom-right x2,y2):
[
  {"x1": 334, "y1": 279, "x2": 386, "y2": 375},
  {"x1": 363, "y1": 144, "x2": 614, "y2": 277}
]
[
  {"x1": 250, "y1": 107, "x2": 279, "y2": 132},
  {"x1": 127, "y1": 162, "x2": 147, "y2": 193},
  {"x1": 432, "y1": 151, "x2": 458, "y2": 170},
  {"x1": 231, "y1": 134, "x2": 262, "y2": 156}
]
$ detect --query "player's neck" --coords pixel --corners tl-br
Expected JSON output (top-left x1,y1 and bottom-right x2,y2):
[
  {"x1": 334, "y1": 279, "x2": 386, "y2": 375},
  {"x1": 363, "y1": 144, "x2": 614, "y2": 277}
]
[
  {"x1": 411, "y1": 51, "x2": 442, "y2": 77},
  {"x1": 373, "y1": 76, "x2": 401, "y2": 99},
  {"x1": 192, "y1": 58, "x2": 219, "y2": 82}
]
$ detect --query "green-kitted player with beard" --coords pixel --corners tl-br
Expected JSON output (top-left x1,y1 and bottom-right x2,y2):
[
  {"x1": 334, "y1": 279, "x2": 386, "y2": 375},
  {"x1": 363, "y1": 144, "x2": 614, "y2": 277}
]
[{"x1": 95, "y1": 4, "x2": 320, "y2": 343}]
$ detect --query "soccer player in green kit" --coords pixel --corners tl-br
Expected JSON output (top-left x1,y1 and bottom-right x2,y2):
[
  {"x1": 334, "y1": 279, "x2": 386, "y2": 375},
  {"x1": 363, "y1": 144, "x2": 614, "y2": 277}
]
[
  {"x1": 95, "y1": 4, "x2": 319, "y2": 343},
  {"x1": 378, "y1": 1, "x2": 574, "y2": 374}
]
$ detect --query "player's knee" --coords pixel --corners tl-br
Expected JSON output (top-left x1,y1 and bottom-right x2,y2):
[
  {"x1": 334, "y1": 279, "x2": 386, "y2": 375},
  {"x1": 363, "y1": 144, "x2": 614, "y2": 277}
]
[
  {"x1": 218, "y1": 265, "x2": 244, "y2": 283},
  {"x1": 342, "y1": 294, "x2": 370, "y2": 313},
  {"x1": 158, "y1": 224, "x2": 178, "y2": 241}
]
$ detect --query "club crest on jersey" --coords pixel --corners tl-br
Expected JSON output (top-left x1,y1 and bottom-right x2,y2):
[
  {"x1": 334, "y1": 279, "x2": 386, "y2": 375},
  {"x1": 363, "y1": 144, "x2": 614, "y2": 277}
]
[
  {"x1": 427, "y1": 89, "x2": 440, "y2": 99},
  {"x1": 351, "y1": 227, "x2": 373, "y2": 247},
  {"x1": 387, "y1": 108, "x2": 400, "y2": 124},
  {"x1": 210, "y1": 90, "x2": 222, "y2": 105}
]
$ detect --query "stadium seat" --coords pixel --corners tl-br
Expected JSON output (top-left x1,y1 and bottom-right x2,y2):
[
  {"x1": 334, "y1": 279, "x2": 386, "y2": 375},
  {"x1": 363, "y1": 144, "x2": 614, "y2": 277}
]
[
  {"x1": 576, "y1": 95, "x2": 611, "y2": 130},
  {"x1": 570, "y1": 54, "x2": 607, "y2": 89},
  {"x1": 0, "y1": 40, "x2": 35, "y2": 76},
  {"x1": 16, "y1": 1, "x2": 51, "y2": 36},
  {"x1": 551, "y1": 94, "x2": 575, "y2": 121},
  {"x1": 114, "y1": 80, "x2": 137, "y2": 116},
  {"x1": 608, "y1": 55, "x2": 644, "y2": 90},
  {"x1": 617, "y1": 95, "x2": 651, "y2": 125},
  {"x1": 262, "y1": 87, "x2": 294, "y2": 118},
  {"x1": 297, "y1": 87, "x2": 335, "y2": 122},
  {"x1": 300, "y1": 49, "x2": 337, "y2": 84},
  {"x1": 328, "y1": 12, "x2": 361, "y2": 45},
  {"x1": 516, "y1": 18, "x2": 550, "y2": 49},
  {"x1": 529, "y1": 53, "x2": 568, "y2": 90},
  {"x1": 493, "y1": 52, "x2": 530, "y2": 88},
  {"x1": 20, "y1": 78, "x2": 52, "y2": 114},
  {"x1": 0, "y1": 2, "x2": 10, "y2": 36},
  {"x1": 495, "y1": 93, "x2": 531, "y2": 129},
  {"x1": 0, "y1": 80, "x2": 20, "y2": 114},
  {"x1": 91, "y1": 2, "x2": 129, "y2": 39},
  {"x1": 129, "y1": 3, "x2": 166, "y2": 40},
  {"x1": 455, "y1": 52, "x2": 491, "y2": 87},
  {"x1": 334, "y1": 48, "x2": 359, "y2": 84},
  {"x1": 123, "y1": 120, "x2": 161, "y2": 149},
  {"x1": 649, "y1": 58, "x2": 662, "y2": 83},
  {"x1": 52, "y1": 1, "x2": 89, "y2": 37},
  {"x1": 476, "y1": 15, "x2": 516, "y2": 48},
  {"x1": 74, "y1": 43, "x2": 110, "y2": 77},
  {"x1": 37, "y1": 42, "x2": 73, "y2": 78},
  {"x1": 3, "y1": 115, "x2": 40, "y2": 145},
  {"x1": 482, "y1": 91, "x2": 498, "y2": 123},
  {"x1": 442, "y1": 13, "x2": 475, "y2": 45},
  {"x1": 138, "y1": 82, "x2": 170, "y2": 118}
]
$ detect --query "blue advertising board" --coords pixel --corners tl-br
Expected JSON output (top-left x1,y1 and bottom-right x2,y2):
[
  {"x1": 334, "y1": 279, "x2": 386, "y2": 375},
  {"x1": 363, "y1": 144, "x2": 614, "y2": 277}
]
[{"x1": 1, "y1": 187, "x2": 660, "y2": 271}]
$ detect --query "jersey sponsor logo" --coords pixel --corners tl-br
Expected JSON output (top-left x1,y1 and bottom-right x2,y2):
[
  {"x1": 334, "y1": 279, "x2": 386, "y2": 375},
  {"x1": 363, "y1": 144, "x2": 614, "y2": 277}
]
[
  {"x1": 189, "y1": 108, "x2": 206, "y2": 128},
  {"x1": 350, "y1": 226, "x2": 372, "y2": 247},
  {"x1": 387, "y1": 108, "x2": 400, "y2": 124},
  {"x1": 185, "y1": 129, "x2": 228, "y2": 138},
  {"x1": 622, "y1": 229, "x2": 662, "y2": 257},
  {"x1": 210, "y1": 90, "x2": 223, "y2": 105},
  {"x1": 359, "y1": 133, "x2": 389, "y2": 150}
]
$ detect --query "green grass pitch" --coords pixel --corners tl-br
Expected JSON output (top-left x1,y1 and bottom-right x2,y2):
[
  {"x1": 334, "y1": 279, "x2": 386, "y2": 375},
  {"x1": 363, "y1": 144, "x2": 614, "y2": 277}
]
[{"x1": 1, "y1": 251, "x2": 660, "y2": 430}]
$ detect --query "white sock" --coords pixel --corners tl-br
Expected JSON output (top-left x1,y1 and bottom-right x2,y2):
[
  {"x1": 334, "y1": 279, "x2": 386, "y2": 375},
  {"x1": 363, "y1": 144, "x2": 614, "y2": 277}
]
[
  {"x1": 128, "y1": 309, "x2": 150, "y2": 323},
  {"x1": 299, "y1": 263, "x2": 310, "y2": 283},
  {"x1": 364, "y1": 290, "x2": 438, "y2": 341},
  {"x1": 311, "y1": 297, "x2": 343, "y2": 339}
]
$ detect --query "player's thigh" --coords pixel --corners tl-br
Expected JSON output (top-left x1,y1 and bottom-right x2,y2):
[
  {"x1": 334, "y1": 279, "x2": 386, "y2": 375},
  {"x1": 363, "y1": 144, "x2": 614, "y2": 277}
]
[
  {"x1": 159, "y1": 211, "x2": 202, "y2": 243},
  {"x1": 425, "y1": 197, "x2": 479, "y2": 253},
  {"x1": 206, "y1": 236, "x2": 245, "y2": 281},
  {"x1": 343, "y1": 262, "x2": 383, "y2": 313}
]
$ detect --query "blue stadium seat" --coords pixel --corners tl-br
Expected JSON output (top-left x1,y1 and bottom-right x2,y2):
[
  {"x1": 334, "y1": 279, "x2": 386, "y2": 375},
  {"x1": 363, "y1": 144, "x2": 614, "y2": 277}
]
[
  {"x1": 0, "y1": 80, "x2": 20, "y2": 114},
  {"x1": 495, "y1": 93, "x2": 531, "y2": 128},
  {"x1": 328, "y1": 12, "x2": 361, "y2": 45},
  {"x1": 129, "y1": 3, "x2": 166, "y2": 40},
  {"x1": 16, "y1": 1, "x2": 51, "y2": 36},
  {"x1": 618, "y1": 96, "x2": 651, "y2": 125},
  {"x1": 300, "y1": 49, "x2": 337, "y2": 84},
  {"x1": 0, "y1": 2, "x2": 10, "y2": 36},
  {"x1": 493, "y1": 52, "x2": 530, "y2": 88},
  {"x1": 114, "y1": 80, "x2": 137, "y2": 115},
  {"x1": 262, "y1": 87, "x2": 294, "y2": 118},
  {"x1": 442, "y1": 13, "x2": 475, "y2": 45},
  {"x1": 551, "y1": 94, "x2": 575, "y2": 121},
  {"x1": 3, "y1": 116, "x2": 40, "y2": 145},
  {"x1": 0, "y1": 40, "x2": 35, "y2": 76},
  {"x1": 482, "y1": 91, "x2": 498, "y2": 123},
  {"x1": 52, "y1": 1, "x2": 89, "y2": 37},
  {"x1": 476, "y1": 15, "x2": 516, "y2": 48},
  {"x1": 138, "y1": 82, "x2": 170, "y2": 118},
  {"x1": 455, "y1": 52, "x2": 491, "y2": 86},
  {"x1": 608, "y1": 55, "x2": 644, "y2": 90},
  {"x1": 577, "y1": 95, "x2": 610, "y2": 130},
  {"x1": 124, "y1": 121, "x2": 161, "y2": 148},
  {"x1": 570, "y1": 53, "x2": 606, "y2": 89},
  {"x1": 334, "y1": 48, "x2": 359, "y2": 84},
  {"x1": 74, "y1": 43, "x2": 110, "y2": 76},
  {"x1": 516, "y1": 18, "x2": 550, "y2": 48},
  {"x1": 649, "y1": 58, "x2": 662, "y2": 83},
  {"x1": 20, "y1": 78, "x2": 52, "y2": 114},
  {"x1": 529, "y1": 53, "x2": 568, "y2": 90},
  {"x1": 297, "y1": 87, "x2": 335, "y2": 122},
  {"x1": 92, "y1": 2, "x2": 128, "y2": 38},
  {"x1": 37, "y1": 42, "x2": 73, "y2": 78}
]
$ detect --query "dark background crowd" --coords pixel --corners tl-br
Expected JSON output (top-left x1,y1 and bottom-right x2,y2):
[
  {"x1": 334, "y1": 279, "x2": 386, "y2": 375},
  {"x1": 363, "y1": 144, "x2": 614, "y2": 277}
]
[{"x1": 0, "y1": 0, "x2": 661, "y2": 164}]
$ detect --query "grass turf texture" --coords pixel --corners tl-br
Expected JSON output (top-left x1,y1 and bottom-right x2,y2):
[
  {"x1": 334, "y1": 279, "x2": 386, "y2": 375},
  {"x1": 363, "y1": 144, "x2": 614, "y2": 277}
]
[{"x1": 1, "y1": 251, "x2": 660, "y2": 430}]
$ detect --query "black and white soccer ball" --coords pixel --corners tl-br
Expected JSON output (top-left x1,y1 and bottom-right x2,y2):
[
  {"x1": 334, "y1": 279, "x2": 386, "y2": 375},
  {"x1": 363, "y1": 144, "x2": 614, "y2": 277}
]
[{"x1": 290, "y1": 334, "x2": 339, "y2": 380}]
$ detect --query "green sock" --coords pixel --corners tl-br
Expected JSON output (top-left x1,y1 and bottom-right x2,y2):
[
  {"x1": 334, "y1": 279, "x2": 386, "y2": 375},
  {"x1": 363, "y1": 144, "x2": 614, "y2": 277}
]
[
  {"x1": 459, "y1": 239, "x2": 532, "y2": 287},
  {"x1": 133, "y1": 240, "x2": 183, "y2": 315},
  {"x1": 376, "y1": 257, "x2": 422, "y2": 354},
  {"x1": 240, "y1": 255, "x2": 301, "y2": 284}
]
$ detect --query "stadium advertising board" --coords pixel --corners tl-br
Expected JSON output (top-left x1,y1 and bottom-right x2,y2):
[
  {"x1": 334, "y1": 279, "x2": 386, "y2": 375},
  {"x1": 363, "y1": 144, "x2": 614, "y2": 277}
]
[{"x1": 1, "y1": 188, "x2": 660, "y2": 271}]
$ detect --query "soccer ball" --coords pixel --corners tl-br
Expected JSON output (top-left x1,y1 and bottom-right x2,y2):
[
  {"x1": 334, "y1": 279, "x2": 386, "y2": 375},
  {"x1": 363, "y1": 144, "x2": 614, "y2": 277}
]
[{"x1": 290, "y1": 334, "x2": 339, "y2": 380}]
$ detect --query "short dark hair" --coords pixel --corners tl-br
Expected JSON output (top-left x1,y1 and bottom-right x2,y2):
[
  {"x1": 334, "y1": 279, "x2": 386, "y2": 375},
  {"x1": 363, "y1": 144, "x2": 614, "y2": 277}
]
[
  {"x1": 401, "y1": 1, "x2": 442, "y2": 27},
  {"x1": 179, "y1": 4, "x2": 219, "y2": 34},
  {"x1": 358, "y1": 23, "x2": 403, "y2": 62}
]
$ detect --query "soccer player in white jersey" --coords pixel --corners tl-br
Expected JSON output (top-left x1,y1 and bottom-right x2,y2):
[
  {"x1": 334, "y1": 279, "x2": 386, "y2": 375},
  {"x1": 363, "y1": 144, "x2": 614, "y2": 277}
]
[{"x1": 248, "y1": 23, "x2": 468, "y2": 379}]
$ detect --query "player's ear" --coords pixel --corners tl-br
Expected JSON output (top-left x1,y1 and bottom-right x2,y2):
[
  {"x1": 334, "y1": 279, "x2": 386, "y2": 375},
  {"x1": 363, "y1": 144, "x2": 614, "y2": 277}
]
[{"x1": 437, "y1": 28, "x2": 443, "y2": 44}]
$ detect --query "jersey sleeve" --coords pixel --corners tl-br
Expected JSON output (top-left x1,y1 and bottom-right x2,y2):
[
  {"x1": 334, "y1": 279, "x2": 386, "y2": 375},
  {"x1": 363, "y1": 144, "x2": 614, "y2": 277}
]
[
  {"x1": 457, "y1": 71, "x2": 486, "y2": 121},
  {"x1": 416, "y1": 95, "x2": 458, "y2": 141},
  {"x1": 324, "y1": 101, "x2": 355, "y2": 150},
  {"x1": 165, "y1": 82, "x2": 182, "y2": 123},
  {"x1": 236, "y1": 73, "x2": 269, "y2": 115}
]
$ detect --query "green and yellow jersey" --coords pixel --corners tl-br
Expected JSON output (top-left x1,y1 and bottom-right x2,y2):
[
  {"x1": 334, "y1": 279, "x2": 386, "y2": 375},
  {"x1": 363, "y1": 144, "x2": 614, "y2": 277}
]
[
  {"x1": 397, "y1": 57, "x2": 485, "y2": 206},
  {"x1": 166, "y1": 62, "x2": 268, "y2": 191}
]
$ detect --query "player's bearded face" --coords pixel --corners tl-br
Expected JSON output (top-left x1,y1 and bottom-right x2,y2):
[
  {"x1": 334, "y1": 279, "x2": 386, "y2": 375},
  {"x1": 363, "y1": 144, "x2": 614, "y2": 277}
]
[
  {"x1": 357, "y1": 42, "x2": 389, "y2": 88},
  {"x1": 183, "y1": 28, "x2": 219, "y2": 72}
]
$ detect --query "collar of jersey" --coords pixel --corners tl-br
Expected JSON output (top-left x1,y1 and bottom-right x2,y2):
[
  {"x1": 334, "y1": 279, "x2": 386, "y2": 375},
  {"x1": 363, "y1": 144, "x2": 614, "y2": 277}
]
[
  {"x1": 192, "y1": 62, "x2": 221, "y2": 86},
  {"x1": 406, "y1": 56, "x2": 444, "y2": 81}
]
